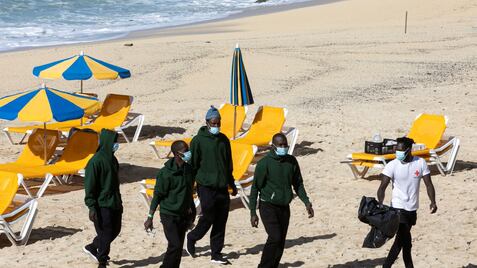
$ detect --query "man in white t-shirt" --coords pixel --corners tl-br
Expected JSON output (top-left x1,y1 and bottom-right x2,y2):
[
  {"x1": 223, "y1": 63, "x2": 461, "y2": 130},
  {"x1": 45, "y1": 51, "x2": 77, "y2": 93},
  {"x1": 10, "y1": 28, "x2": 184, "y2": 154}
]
[{"x1": 377, "y1": 137, "x2": 437, "y2": 268}]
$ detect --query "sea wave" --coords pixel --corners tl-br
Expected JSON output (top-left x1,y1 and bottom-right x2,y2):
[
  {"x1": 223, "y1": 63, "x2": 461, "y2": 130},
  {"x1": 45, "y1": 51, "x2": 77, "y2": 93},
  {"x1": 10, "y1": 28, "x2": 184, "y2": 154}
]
[{"x1": 0, "y1": 0, "x2": 311, "y2": 52}]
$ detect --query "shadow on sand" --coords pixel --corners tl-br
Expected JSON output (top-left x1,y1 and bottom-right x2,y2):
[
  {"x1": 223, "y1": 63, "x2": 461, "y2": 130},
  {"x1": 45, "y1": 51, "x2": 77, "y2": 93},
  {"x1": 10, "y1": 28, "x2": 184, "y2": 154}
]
[
  {"x1": 0, "y1": 226, "x2": 81, "y2": 249},
  {"x1": 121, "y1": 124, "x2": 186, "y2": 142},
  {"x1": 119, "y1": 163, "x2": 160, "y2": 183},
  {"x1": 293, "y1": 141, "x2": 324, "y2": 157},
  {"x1": 329, "y1": 257, "x2": 387, "y2": 268}
]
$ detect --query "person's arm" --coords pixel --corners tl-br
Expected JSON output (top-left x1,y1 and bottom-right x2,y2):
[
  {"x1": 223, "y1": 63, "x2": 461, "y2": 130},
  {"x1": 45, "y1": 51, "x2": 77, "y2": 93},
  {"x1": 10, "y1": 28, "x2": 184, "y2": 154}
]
[
  {"x1": 249, "y1": 161, "x2": 266, "y2": 217},
  {"x1": 225, "y1": 139, "x2": 237, "y2": 195},
  {"x1": 145, "y1": 171, "x2": 170, "y2": 230},
  {"x1": 84, "y1": 161, "x2": 99, "y2": 218},
  {"x1": 148, "y1": 171, "x2": 170, "y2": 217},
  {"x1": 377, "y1": 174, "x2": 391, "y2": 204},
  {"x1": 190, "y1": 138, "x2": 201, "y2": 172},
  {"x1": 291, "y1": 159, "x2": 313, "y2": 218},
  {"x1": 422, "y1": 174, "x2": 437, "y2": 213},
  {"x1": 291, "y1": 160, "x2": 310, "y2": 205}
]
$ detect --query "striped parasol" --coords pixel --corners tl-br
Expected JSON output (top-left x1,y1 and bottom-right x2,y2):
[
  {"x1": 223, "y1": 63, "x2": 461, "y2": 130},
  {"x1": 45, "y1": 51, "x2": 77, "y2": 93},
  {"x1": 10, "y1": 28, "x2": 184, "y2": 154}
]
[
  {"x1": 230, "y1": 44, "x2": 254, "y2": 139},
  {"x1": 32, "y1": 51, "x2": 130, "y2": 93},
  {"x1": 0, "y1": 85, "x2": 98, "y2": 163}
]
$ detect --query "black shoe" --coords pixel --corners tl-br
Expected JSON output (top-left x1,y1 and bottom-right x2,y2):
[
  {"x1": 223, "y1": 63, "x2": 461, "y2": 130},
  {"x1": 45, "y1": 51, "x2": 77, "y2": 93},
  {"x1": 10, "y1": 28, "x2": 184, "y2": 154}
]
[
  {"x1": 211, "y1": 255, "x2": 231, "y2": 265},
  {"x1": 186, "y1": 237, "x2": 196, "y2": 257},
  {"x1": 83, "y1": 244, "x2": 98, "y2": 263}
]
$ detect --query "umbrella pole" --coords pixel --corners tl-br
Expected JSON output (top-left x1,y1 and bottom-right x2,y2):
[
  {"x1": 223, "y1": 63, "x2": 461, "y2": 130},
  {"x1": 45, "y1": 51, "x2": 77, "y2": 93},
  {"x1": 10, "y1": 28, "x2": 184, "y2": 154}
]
[
  {"x1": 80, "y1": 80, "x2": 84, "y2": 126},
  {"x1": 43, "y1": 123, "x2": 47, "y2": 165},
  {"x1": 233, "y1": 106, "x2": 237, "y2": 140}
]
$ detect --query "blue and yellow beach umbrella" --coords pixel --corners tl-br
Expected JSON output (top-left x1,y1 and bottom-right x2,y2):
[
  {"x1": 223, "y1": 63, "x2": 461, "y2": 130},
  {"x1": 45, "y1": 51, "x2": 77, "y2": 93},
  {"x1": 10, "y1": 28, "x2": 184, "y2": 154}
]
[
  {"x1": 230, "y1": 44, "x2": 254, "y2": 107},
  {"x1": 32, "y1": 51, "x2": 130, "y2": 93},
  {"x1": 0, "y1": 85, "x2": 98, "y2": 163},
  {"x1": 230, "y1": 44, "x2": 254, "y2": 139},
  {"x1": 0, "y1": 86, "x2": 98, "y2": 122}
]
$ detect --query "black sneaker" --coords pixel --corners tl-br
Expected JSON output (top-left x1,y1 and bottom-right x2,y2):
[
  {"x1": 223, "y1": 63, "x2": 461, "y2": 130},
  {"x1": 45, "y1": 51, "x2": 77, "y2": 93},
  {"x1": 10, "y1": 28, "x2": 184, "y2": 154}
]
[
  {"x1": 211, "y1": 255, "x2": 231, "y2": 265},
  {"x1": 83, "y1": 245, "x2": 98, "y2": 263},
  {"x1": 186, "y1": 237, "x2": 196, "y2": 257}
]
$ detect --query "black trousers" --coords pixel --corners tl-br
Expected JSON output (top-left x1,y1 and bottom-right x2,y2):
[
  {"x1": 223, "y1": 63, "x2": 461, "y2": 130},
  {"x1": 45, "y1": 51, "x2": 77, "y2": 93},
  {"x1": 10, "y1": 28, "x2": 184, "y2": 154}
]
[
  {"x1": 160, "y1": 213, "x2": 188, "y2": 268},
  {"x1": 258, "y1": 201, "x2": 290, "y2": 268},
  {"x1": 383, "y1": 210, "x2": 417, "y2": 268},
  {"x1": 187, "y1": 186, "x2": 230, "y2": 259},
  {"x1": 88, "y1": 207, "x2": 122, "y2": 263}
]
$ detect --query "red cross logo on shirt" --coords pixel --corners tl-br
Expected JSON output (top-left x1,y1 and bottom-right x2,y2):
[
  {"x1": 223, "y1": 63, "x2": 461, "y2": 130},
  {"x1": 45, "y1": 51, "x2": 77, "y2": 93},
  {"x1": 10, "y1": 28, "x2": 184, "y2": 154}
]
[{"x1": 415, "y1": 170, "x2": 420, "y2": 177}]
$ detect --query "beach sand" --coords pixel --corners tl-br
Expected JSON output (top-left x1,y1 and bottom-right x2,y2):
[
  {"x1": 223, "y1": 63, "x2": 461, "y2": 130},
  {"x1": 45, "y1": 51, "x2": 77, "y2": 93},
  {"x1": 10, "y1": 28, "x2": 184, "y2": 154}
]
[{"x1": 0, "y1": 0, "x2": 476, "y2": 267}]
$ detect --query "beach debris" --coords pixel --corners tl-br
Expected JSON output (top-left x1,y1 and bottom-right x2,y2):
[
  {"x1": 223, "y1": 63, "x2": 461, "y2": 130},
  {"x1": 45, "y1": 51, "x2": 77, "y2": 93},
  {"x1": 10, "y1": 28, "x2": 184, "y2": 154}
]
[{"x1": 124, "y1": 43, "x2": 134, "y2": 46}]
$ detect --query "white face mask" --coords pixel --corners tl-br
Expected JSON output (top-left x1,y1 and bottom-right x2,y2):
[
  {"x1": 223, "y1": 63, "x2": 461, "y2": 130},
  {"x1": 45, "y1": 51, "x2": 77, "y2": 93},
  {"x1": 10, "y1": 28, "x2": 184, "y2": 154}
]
[
  {"x1": 395, "y1": 149, "x2": 408, "y2": 161},
  {"x1": 180, "y1": 151, "x2": 191, "y2": 162}
]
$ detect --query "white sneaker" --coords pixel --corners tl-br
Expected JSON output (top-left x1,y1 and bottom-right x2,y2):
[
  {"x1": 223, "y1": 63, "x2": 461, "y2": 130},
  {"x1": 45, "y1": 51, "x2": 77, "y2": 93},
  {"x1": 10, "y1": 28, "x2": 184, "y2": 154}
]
[
  {"x1": 211, "y1": 256, "x2": 231, "y2": 265},
  {"x1": 83, "y1": 245, "x2": 99, "y2": 263}
]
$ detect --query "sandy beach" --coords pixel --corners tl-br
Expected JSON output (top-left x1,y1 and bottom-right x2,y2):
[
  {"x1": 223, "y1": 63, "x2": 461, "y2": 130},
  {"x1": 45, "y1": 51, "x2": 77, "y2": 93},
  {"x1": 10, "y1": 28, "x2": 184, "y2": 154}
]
[{"x1": 0, "y1": 0, "x2": 476, "y2": 267}]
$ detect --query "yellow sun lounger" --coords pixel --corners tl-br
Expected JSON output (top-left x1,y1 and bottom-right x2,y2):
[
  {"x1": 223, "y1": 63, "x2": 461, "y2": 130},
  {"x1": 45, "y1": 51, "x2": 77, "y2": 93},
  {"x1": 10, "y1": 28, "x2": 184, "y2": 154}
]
[
  {"x1": 59, "y1": 94, "x2": 145, "y2": 143},
  {"x1": 149, "y1": 103, "x2": 247, "y2": 159},
  {"x1": 0, "y1": 129, "x2": 61, "y2": 171},
  {"x1": 140, "y1": 142, "x2": 257, "y2": 210},
  {"x1": 2, "y1": 118, "x2": 91, "y2": 145},
  {"x1": 234, "y1": 105, "x2": 299, "y2": 154},
  {"x1": 230, "y1": 142, "x2": 257, "y2": 209},
  {"x1": 13, "y1": 130, "x2": 99, "y2": 185},
  {"x1": 0, "y1": 172, "x2": 53, "y2": 246},
  {"x1": 343, "y1": 114, "x2": 460, "y2": 179}
]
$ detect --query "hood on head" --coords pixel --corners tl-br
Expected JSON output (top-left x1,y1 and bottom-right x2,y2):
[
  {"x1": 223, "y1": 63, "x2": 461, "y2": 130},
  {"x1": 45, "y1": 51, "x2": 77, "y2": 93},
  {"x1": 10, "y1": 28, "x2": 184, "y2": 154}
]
[{"x1": 98, "y1": 129, "x2": 118, "y2": 155}]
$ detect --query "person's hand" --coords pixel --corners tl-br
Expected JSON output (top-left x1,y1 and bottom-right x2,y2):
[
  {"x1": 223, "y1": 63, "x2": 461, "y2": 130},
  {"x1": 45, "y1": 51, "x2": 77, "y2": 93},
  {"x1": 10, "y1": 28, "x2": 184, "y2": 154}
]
[
  {"x1": 230, "y1": 185, "x2": 238, "y2": 197},
  {"x1": 251, "y1": 215, "x2": 259, "y2": 228},
  {"x1": 89, "y1": 210, "x2": 97, "y2": 222},
  {"x1": 430, "y1": 203, "x2": 437, "y2": 214},
  {"x1": 306, "y1": 203, "x2": 314, "y2": 218},
  {"x1": 144, "y1": 217, "x2": 153, "y2": 231}
]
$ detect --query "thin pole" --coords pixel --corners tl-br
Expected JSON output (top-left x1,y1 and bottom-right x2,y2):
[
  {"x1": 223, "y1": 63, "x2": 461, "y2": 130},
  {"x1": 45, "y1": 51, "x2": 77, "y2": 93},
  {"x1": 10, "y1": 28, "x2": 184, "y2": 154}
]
[
  {"x1": 233, "y1": 106, "x2": 237, "y2": 140},
  {"x1": 43, "y1": 123, "x2": 47, "y2": 165},
  {"x1": 80, "y1": 80, "x2": 84, "y2": 126},
  {"x1": 405, "y1": 11, "x2": 408, "y2": 34}
]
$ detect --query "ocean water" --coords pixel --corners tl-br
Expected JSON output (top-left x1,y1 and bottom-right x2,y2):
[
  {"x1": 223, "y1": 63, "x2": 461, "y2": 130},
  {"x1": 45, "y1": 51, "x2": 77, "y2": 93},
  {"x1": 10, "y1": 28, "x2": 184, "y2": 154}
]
[{"x1": 0, "y1": 0, "x2": 310, "y2": 52}]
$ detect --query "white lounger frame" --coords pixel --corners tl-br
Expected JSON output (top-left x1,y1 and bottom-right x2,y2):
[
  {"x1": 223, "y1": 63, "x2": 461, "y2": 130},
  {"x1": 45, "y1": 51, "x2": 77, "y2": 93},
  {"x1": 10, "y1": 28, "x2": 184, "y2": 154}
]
[{"x1": 0, "y1": 173, "x2": 52, "y2": 246}]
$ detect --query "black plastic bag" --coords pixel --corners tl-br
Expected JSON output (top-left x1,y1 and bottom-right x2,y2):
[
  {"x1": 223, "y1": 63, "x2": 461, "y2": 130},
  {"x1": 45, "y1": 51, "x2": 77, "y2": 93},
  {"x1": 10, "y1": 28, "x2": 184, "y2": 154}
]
[
  {"x1": 358, "y1": 196, "x2": 401, "y2": 248},
  {"x1": 363, "y1": 226, "x2": 389, "y2": 248}
]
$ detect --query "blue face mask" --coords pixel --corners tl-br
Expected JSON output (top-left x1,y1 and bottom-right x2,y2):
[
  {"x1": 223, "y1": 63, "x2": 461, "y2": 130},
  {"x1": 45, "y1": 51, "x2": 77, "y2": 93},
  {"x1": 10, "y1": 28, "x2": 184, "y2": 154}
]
[
  {"x1": 396, "y1": 150, "x2": 407, "y2": 161},
  {"x1": 209, "y1": 126, "x2": 220, "y2": 135},
  {"x1": 112, "y1": 143, "x2": 119, "y2": 152},
  {"x1": 181, "y1": 151, "x2": 191, "y2": 162},
  {"x1": 274, "y1": 146, "x2": 288, "y2": 156}
]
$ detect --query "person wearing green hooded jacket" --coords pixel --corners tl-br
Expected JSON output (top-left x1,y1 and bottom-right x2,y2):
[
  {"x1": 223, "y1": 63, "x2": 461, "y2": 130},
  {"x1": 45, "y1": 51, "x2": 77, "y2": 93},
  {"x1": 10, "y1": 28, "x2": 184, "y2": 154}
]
[
  {"x1": 83, "y1": 129, "x2": 123, "y2": 267},
  {"x1": 250, "y1": 133, "x2": 314, "y2": 268},
  {"x1": 186, "y1": 106, "x2": 237, "y2": 265},
  {"x1": 144, "y1": 140, "x2": 196, "y2": 268}
]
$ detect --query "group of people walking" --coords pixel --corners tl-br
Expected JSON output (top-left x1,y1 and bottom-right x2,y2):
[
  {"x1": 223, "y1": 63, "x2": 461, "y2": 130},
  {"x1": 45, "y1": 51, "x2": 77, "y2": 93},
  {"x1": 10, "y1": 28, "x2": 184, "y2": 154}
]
[{"x1": 81, "y1": 106, "x2": 437, "y2": 268}]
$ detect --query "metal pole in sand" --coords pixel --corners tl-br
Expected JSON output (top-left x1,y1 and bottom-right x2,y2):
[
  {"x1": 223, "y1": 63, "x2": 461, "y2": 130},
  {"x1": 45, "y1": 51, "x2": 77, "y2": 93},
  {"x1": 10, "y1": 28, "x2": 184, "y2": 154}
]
[{"x1": 405, "y1": 11, "x2": 408, "y2": 34}]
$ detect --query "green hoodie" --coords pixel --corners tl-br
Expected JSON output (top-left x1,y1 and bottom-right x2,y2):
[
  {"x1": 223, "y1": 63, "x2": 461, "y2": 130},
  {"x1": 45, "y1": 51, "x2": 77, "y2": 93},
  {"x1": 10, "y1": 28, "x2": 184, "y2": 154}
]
[
  {"x1": 149, "y1": 158, "x2": 195, "y2": 217},
  {"x1": 84, "y1": 129, "x2": 122, "y2": 213},
  {"x1": 249, "y1": 151, "x2": 310, "y2": 216},
  {"x1": 190, "y1": 126, "x2": 234, "y2": 189}
]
